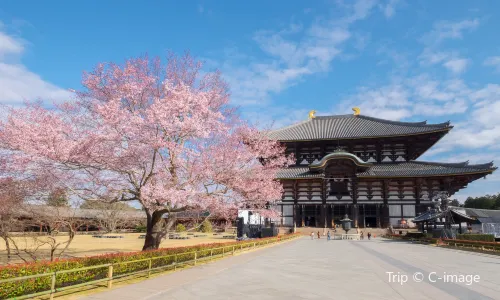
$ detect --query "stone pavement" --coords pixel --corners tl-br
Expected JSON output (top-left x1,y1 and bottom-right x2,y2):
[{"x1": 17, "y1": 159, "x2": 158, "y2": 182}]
[{"x1": 81, "y1": 238, "x2": 500, "y2": 300}]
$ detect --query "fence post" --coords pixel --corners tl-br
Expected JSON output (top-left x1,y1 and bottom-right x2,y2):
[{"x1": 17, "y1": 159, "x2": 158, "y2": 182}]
[
  {"x1": 194, "y1": 251, "x2": 197, "y2": 266},
  {"x1": 232, "y1": 246, "x2": 235, "y2": 255},
  {"x1": 174, "y1": 254, "x2": 177, "y2": 271},
  {"x1": 107, "y1": 264, "x2": 113, "y2": 288},
  {"x1": 254, "y1": 242, "x2": 256, "y2": 248},
  {"x1": 210, "y1": 249, "x2": 213, "y2": 261},
  {"x1": 148, "y1": 258, "x2": 152, "y2": 278},
  {"x1": 222, "y1": 247, "x2": 225, "y2": 257},
  {"x1": 49, "y1": 272, "x2": 56, "y2": 300}
]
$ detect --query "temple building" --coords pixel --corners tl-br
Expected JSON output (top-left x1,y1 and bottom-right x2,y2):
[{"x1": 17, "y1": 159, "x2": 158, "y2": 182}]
[{"x1": 267, "y1": 108, "x2": 497, "y2": 229}]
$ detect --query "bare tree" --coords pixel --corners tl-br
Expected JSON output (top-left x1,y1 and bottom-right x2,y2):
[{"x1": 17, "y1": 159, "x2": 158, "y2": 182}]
[
  {"x1": 9, "y1": 205, "x2": 92, "y2": 262},
  {"x1": 81, "y1": 200, "x2": 141, "y2": 233},
  {"x1": 0, "y1": 178, "x2": 30, "y2": 262}
]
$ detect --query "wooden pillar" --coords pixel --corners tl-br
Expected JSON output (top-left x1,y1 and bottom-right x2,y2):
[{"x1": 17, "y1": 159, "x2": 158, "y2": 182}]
[
  {"x1": 381, "y1": 180, "x2": 390, "y2": 228},
  {"x1": 321, "y1": 179, "x2": 327, "y2": 205},
  {"x1": 331, "y1": 204, "x2": 335, "y2": 228},
  {"x1": 350, "y1": 204, "x2": 359, "y2": 228},
  {"x1": 320, "y1": 205, "x2": 326, "y2": 228},
  {"x1": 301, "y1": 205, "x2": 305, "y2": 227},
  {"x1": 376, "y1": 204, "x2": 381, "y2": 228}
]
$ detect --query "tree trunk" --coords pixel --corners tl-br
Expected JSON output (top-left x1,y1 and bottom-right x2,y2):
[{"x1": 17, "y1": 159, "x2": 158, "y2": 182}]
[
  {"x1": 142, "y1": 210, "x2": 176, "y2": 251},
  {"x1": 143, "y1": 210, "x2": 164, "y2": 251},
  {"x1": 1, "y1": 236, "x2": 10, "y2": 260}
]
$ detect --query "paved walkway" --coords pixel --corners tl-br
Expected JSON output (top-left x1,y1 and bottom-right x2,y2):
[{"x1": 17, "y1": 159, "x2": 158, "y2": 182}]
[{"x1": 82, "y1": 238, "x2": 500, "y2": 300}]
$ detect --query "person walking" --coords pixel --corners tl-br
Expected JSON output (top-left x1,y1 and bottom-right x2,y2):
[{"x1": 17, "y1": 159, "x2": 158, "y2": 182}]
[
  {"x1": 311, "y1": 232, "x2": 314, "y2": 240},
  {"x1": 367, "y1": 232, "x2": 371, "y2": 240},
  {"x1": 317, "y1": 231, "x2": 321, "y2": 239},
  {"x1": 360, "y1": 231, "x2": 364, "y2": 240},
  {"x1": 327, "y1": 231, "x2": 331, "y2": 241}
]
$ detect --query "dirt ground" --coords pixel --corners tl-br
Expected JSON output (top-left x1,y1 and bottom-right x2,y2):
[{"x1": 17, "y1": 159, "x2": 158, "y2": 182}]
[{"x1": 0, "y1": 232, "x2": 236, "y2": 265}]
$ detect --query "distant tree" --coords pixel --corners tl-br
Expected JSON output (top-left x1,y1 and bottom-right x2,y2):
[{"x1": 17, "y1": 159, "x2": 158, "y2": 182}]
[
  {"x1": 463, "y1": 194, "x2": 500, "y2": 209},
  {"x1": 46, "y1": 188, "x2": 69, "y2": 207},
  {"x1": 0, "y1": 178, "x2": 27, "y2": 262},
  {"x1": 80, "y1": 200, "x2": 141, "y2": 233},
  {"x1": 80, "y1": 200, "x2": 137, "y2": 211},
  {"x1": 450, "y1": 199, "x2": 461, "y2": 207}
]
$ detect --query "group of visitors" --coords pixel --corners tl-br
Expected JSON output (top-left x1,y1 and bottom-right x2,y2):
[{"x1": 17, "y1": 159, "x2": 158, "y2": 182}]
[
  {"x1": 359, "y1": 231, "x2": 371, "y2": 240},
  {"x1": 310, "y1": 230, "x2": 372, "y2": 240}
]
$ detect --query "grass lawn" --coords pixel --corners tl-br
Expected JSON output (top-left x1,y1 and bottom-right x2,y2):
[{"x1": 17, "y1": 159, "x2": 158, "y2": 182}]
[{"x1": 0, "y1": 232, "x2": 235, "y2": 265}]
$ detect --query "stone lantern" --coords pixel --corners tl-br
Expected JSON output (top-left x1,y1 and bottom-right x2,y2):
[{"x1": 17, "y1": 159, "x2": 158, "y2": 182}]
[{"x1": 340, "y1": 214, "x2": 352, "y2": 234}]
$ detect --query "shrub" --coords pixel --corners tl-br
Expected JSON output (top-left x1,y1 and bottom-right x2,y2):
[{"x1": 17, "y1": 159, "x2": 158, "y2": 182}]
[
  {"x1": 199, "y1": 219, "x2": 213, "y2": 233},
  {"x1": 456, "y1": 234, "x2": 495, "y2": 242},
  {"x1": 175, "y1": 224, "x2": 186, "y2": 232},
  {"x1": 406, "y1": 232, "x2": 425, "y2": 239},
  {"x1": 406, "y1": 232, "x2": 434, "y2": 239},
  {"x1": 0, "y1": 233, "x2": 300, "y2": 299},
  {"x1": 135, "y1": 225, "x2": 147, "y2": 232}
]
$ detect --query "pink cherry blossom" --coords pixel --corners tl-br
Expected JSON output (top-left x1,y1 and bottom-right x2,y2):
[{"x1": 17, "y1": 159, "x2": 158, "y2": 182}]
[{"x1": 0, "y1": 53, "x2": 293, "y2": 250}]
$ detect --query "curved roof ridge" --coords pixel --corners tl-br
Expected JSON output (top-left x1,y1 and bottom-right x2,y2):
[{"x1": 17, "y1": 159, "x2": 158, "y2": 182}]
[
  {"x1": 357, "y1": 115, "x2": 449, "y2": 127},
  {"x1": 314, "y1": 114, "x2": 353, "y2": 119},
  {"x1": 467, "y1": 161, "x2": 496, "y2": 169},
  {"x1": 264, "y1": 113, "x2": 453, "y2": 141},
  {"x1": 265, "y1": 118, "x2": 311, "y2": 134},
  {"x1": 410, "y1": 160, "x2": 470, "y2": 168}
]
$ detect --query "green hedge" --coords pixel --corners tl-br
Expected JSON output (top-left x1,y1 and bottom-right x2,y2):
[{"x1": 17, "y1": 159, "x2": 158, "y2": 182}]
[
  {"x1": 0, "y1": 234, "x2": 299, "y2": 299},
  {"x1": 406, "y1": 232, "x2": 434, "y2": 239},
  {"x1": 456, "y1": 234, "x2": 495, "y2": 242}
]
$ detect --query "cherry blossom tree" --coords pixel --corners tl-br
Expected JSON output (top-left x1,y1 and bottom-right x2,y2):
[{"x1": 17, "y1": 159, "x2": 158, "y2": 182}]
[{"x1": 0, "y1": 53, "x2": 292, "y2": 250}]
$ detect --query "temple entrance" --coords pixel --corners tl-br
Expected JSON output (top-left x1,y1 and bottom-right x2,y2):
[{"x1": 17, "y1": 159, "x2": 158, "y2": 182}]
[
  {"x1": 305, "y1": 216, "x2": 316, "y2": 227},
  {"x1": 364, "y1": 217, "x2": 377, "y2": 228},
  {"x1": 360, "y1": 204, "x2": 378, "y2": 228},
  {"x1": 304, "y1": 205, "x2": 319, "y2": 227}
]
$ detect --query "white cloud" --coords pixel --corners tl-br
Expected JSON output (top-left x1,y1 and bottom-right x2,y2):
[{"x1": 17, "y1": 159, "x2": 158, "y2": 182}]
[
  {"x1": 338, "y1": 83, "x2": 412, "y2": 120},
  {"x1": 0, "y1": 63, "x2": 72, "y2": 105},
  {"x1": 337, "y1": 75, "x2": 475, "y2": 119},
  {"x1": 422, "y1": 19, "x2": 479, "y2": 45},
  {"x1": 219, "y1": 0, "x2": 378, "y2": 107},
  {"x1": 378, "y1": 0, "x2": 400, "y2": 19},
  {"x1": 0, "y1": 27, "x2": 71, "y2": 106},
  {"x1": 443, "y1": 58, "x2": 469, "y2": 74},
  {"x1": 0, "y1": 31, "x2": 24, "y2": 58},
  {"x1": 484, "y1": 56, "x2": 500, "y2": 72}
]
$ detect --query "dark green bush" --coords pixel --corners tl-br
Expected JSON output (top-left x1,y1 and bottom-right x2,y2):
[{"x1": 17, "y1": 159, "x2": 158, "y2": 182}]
[
  {"x1": 134, "y1": 225, "x2": 147, "y2": 232},
  {"x1": 406, "y1": 232, "x2": 434, "y2": 239},
  {"x1": 0, "y1": 233, "x2": 299, "y2": 299},
  {"x1": 406, "y1": 232, "x2": 425, "y2": 239},
  {"x1": 456, "y1": 234, "x2": 495, "y2": 242}
]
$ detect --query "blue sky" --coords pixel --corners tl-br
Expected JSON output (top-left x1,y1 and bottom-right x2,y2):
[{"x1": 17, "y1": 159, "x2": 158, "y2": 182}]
[{"x1": 1, "y1": 0, "x2": 499, "y2": 201}]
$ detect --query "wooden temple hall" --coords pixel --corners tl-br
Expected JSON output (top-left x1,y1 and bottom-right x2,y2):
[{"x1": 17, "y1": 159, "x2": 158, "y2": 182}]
[{"x1": 267, "y1": 108, "x2": 497, "y2": 229}]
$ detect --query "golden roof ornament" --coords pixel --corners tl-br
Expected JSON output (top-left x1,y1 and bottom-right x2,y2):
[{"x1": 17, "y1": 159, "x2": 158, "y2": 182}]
[
  {"x1": 352, "y1": 107, "x2": 360, "y2": 116},
  {"x1": 308, "y1": 110, "x2": 317, "y2": 119}
]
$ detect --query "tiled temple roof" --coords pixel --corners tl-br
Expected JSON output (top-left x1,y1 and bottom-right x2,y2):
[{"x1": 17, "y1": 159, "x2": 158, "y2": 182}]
[
  {"x1": 266, "y1": 114, "x2": 452, "y2": 141},
  {"x1": 276, "y1": 161, "x2": 496, "y2": 179}
]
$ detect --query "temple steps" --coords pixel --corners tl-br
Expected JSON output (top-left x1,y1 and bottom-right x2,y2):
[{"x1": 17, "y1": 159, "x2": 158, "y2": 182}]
[{"x1": 289, "y1": 227, "x2": 388, "y2": 237}]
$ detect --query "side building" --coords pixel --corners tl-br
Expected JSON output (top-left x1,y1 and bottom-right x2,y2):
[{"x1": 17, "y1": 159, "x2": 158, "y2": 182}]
[{"x1": 266, "y1": 109, "x2": 497, "y2": 228}]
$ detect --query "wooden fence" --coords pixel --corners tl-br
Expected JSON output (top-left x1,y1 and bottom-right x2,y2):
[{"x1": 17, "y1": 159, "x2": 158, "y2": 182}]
[{"x1": 0, "y1": 234, "x2": 299, "y2": 300}]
